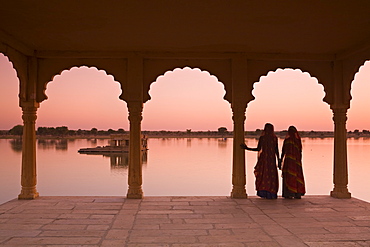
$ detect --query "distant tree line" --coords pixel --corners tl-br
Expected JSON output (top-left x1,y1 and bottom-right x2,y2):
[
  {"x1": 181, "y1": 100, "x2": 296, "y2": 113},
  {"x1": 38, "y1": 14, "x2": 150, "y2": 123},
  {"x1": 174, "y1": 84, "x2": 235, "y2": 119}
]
[
  {"x1": 349, "y1": 129, "x2": 370, "y2": 134},
  {"x1": 7, "y1": 125, "x2": 23, "y2": 136},
  {"x1": 2, "y1": 125, "x2": 370, "y2": 138},
  {"x1": 3, "y1": 125, "x2": 126, "y2": 137},
  {"x1": 142, "y1": 127, "x2": 231, "y2": 137},
  {"x1": 37, "y1": 126, "x2": 126, "y2": 136},
  {"x1": 2, "y1": 125, "x2": 230, "y2": 137}
]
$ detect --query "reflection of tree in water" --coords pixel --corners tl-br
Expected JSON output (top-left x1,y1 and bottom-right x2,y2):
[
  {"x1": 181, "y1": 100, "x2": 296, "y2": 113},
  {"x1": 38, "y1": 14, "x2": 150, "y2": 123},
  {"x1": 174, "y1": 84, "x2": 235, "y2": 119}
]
[
  {"x1": 9, "y1": 139, "x2": 22, "y2": 152},
  {"x1": 87, "y1": 139, "x2": 98, "y2": 145},
  {"x1": 218, "y1": 138, "x2": 228, "y2": 148},
  {"x1": 37, "y1": 139, "x2": 68, "y2": 151},
  {"x1": 10, "y1": 138, "x2": 69, "y2": 152},
  {"x1": 85, "y1": 139, "x2": 108, "y2": 148},
  {"x1": 187, "y1": 138, "x2": 192, "y2": 147},
  {"x1": 55, "y1": 139, "x2": 67, "y2": 150}
]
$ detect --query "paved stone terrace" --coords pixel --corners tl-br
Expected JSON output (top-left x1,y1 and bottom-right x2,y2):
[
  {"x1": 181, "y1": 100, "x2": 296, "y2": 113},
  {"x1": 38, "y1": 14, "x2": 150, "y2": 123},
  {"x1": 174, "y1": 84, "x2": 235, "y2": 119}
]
[{"x1": 0, "y1": 196, "x2": 370, "y2": 246}]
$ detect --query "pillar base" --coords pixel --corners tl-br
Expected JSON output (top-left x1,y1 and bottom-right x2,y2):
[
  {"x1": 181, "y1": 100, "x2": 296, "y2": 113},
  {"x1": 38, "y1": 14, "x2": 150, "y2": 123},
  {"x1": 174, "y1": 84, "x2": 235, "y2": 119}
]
[
  {"x1": 18, "y1": 187, "x2": 39, "y2": 200},
  {"x1": 127, "y1": 187, "x2": 144, "y2": 199},
  {"x1": 330, "y1": 188, "x2": 351, "y2": 199},
  {"x1": 230, "y1": 187, "x2": 248, "y2": 199}
]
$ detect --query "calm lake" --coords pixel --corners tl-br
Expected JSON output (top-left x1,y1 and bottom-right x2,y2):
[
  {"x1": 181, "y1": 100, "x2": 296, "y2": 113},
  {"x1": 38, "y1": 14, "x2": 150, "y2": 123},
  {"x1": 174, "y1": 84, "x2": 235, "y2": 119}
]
[{"x1": 1, "y1": 137, "x2": 370, "y2": 205}]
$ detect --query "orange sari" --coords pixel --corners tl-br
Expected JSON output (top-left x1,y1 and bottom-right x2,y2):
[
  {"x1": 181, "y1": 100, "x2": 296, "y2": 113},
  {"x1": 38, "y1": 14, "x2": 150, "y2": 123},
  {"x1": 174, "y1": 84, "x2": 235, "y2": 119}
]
[{"x1": 281, "y1": 133, "x2": 306, "y2": 198}]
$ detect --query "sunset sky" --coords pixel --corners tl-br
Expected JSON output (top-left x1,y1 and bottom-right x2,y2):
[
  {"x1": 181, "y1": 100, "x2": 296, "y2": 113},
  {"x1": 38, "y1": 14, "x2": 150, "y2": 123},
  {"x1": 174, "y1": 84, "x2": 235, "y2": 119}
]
[{"x1": 0, "y1": 53, "x2": 369, "y2": 132}]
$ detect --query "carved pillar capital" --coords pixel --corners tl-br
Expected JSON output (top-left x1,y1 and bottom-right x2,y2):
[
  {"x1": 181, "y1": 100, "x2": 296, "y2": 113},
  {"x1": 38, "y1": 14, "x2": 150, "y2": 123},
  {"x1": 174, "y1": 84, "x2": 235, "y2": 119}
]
[
  {"x1": 332, "y1": 107, "x2": 348, "y2": 124},
  {"x1": 232, "y1": 106, "x2": 246, "y2": 123},
  {"x1": 127, "y1": 101, "x2": 143, "y2": 123},
  {"x1": 21, "y1": 103, "x2": 39, "y2": 123}
]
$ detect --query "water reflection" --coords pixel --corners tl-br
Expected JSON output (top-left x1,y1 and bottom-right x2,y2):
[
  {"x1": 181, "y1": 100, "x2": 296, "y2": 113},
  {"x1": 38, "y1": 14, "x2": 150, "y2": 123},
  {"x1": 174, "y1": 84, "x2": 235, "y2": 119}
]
[
  {"x1": 9, "y1": 139, "x2": 22, "y2": 152},
  {"x1": 217, "y1": 138, "x2": 228, "y2": 148},
  {"x1": 155, "y1": 137, "x2": 229, "y2": 149},
  {"x1": 1, "y1": 138, "x2": 370, "y2": 203},
  {"x1": 79, "y1": 151, "x2": 148, "y2": 170},
  {"x1": 11, "y1": 138, "x2": 102, "y2": 153},
  {"x1": 104, "y1": 153, "x2": 129, "y2": 168},
  {"x1": 38, "y1": 139, "x2": 68, "y2": 151}
]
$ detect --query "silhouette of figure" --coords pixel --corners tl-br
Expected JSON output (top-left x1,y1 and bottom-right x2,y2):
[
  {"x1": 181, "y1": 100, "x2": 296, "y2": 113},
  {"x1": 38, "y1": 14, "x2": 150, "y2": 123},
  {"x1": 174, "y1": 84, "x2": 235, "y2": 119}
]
[
  {"x1": 280, "y1": 126, "x2": 306, "y2": 199},
  {"x1": 241, "y1": 123, "x2": 280, "y2": 199}
]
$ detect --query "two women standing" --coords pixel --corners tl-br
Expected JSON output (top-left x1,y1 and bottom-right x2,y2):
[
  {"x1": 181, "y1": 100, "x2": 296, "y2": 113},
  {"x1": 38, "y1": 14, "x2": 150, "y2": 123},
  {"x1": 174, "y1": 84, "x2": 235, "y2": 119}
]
[{"x1": 241, "y1": 123, "x2": 306, "y2": 199}]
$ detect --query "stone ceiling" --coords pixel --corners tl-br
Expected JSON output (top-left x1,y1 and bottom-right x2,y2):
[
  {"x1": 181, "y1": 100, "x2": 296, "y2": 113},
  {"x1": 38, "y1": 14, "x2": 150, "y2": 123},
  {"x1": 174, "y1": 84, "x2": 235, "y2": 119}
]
[{"x1": 1, "y1": 1, "x2": 370, "y2": 57}]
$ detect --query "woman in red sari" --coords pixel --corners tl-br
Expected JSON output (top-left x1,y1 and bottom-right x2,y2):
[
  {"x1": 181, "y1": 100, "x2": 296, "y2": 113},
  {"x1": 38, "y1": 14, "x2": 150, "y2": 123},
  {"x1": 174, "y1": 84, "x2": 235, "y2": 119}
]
[
  {"x1": 241, "y1": 123, "x2": 280, "y2": 199},
  {"x1": 280, "y1": 126, "x2": 306, "y2": 199}
]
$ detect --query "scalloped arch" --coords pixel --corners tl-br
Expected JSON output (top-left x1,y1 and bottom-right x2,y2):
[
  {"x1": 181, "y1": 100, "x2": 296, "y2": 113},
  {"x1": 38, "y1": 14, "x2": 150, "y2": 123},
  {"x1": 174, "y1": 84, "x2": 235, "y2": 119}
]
[
  {"x1": 143, "y1": 59, "x2": 232, "y2": 104},
  {"x1": 344, "y1": 46, "x2": 370, "y2": 90},
  {"x1": 145, "y1": 66, "x2": 230, "y2": 104},
  {"x1": 0, "y1": 52, "x2": 20, "y2": 82},
  {"x1": 351, "y1": 58, "x2": 370, "y2": 81},
  {"x1": 250, "y1": 68, "x2": 328, "y2": 104},
  {"x1": 0, "y1": 49, "x2": 28, "y2": 102},
  {"x1": 37, "y1": 58, "x2": 127, "y2": 103},
  {"x1": 347, "y1": 58, "x2": 370, "y2": 101},
  {"x1": 246, "y1": 61, "x2": 333, "y2": 105}
]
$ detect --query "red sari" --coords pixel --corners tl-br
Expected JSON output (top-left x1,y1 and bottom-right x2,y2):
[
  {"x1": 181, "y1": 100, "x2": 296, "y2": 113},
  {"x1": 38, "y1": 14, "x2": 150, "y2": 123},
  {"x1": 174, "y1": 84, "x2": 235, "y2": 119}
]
[
  {"x1": 281, "y1": 133, "x2": 306, "y2": 198},
  {"x1": 254, "y1": 134, "x2": 279, "y2": 199}
]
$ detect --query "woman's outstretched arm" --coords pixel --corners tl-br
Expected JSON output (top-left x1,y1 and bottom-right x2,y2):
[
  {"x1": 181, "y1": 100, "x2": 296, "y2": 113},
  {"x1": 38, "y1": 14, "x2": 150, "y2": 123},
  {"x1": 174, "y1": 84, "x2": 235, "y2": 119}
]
[
  {"x1": 240, "y1": 137, "x2": 262, "y2": 152},
  {"x1": 240, "y1": 143, "x2": 259, "y2": 151}
]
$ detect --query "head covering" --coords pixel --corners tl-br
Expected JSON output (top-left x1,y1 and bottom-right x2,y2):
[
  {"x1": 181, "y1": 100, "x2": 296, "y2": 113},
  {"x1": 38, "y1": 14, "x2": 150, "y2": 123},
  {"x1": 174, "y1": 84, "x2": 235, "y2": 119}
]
[
  {"x1": 262, "y1": 123, "x2": 275, "y2": 136},
  {"x1": 287, "y1": 125, "x2": 300, "y2": 139}
]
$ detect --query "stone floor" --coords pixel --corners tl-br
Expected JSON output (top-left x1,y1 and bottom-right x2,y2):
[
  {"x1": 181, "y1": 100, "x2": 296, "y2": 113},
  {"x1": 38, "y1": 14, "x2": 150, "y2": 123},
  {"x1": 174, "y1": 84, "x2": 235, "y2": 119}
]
[{"x1": 0, "y1": 196, "x2": 370, "y2": 246}]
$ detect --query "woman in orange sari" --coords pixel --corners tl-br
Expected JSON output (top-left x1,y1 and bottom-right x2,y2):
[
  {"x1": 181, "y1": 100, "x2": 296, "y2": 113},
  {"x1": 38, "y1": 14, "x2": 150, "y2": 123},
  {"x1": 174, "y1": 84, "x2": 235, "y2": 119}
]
[
  {"x1": 241, "y1": 123, "x2": 280, "y2": 199},
  {"x1": 280, "y1": 126, "x2": 306, "y2": 199}
]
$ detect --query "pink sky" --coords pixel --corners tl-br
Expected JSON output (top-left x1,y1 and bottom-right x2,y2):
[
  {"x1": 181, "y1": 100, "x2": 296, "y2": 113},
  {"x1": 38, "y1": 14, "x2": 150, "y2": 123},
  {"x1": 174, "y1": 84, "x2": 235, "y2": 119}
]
[{"x1": 0, "y1": 54, "x2": 369, "y2": 131}]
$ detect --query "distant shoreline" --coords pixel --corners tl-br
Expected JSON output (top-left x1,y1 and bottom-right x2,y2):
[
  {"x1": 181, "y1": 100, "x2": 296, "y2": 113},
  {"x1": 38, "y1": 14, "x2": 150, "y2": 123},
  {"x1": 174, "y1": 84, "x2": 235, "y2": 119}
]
[{"x1": 1, "y1": 131, "x2": 370, "y2": 139}]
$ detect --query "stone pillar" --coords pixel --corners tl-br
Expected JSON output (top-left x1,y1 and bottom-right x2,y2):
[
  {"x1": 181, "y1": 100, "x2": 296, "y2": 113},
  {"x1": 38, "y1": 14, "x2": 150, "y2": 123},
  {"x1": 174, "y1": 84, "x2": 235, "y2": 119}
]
[
  {"x1": 230, "y1": 102, "x2": 247, "y2": 198},
  {"x1": 330, "y1": 107, "x2": 351, "y2": 199},
  {"x1": 18, "y1": 101, "x2": 40, "y2": 199},
  {"x1": 126, "y1": 101, "x2": 144, "y2": 199}
]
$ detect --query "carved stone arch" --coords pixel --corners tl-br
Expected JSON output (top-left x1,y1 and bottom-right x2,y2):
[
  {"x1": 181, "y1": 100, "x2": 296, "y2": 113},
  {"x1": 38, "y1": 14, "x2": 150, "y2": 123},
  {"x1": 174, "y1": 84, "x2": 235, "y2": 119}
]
[
  {"x1": 343, "y1": 51, "x2": 370, "y2": 107},
  {"x1": 246, "y1": 60, "x2": 334, "y2": 105},
  {"x1": 37, "y1": 58, "x2": 127, "y2": 103},
  {"x1": 143, "y1": 58, "x2": 232, "y2": 103},
  {"x1": 0, "y1": 46, "x2": 29, "y2": 102}
]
